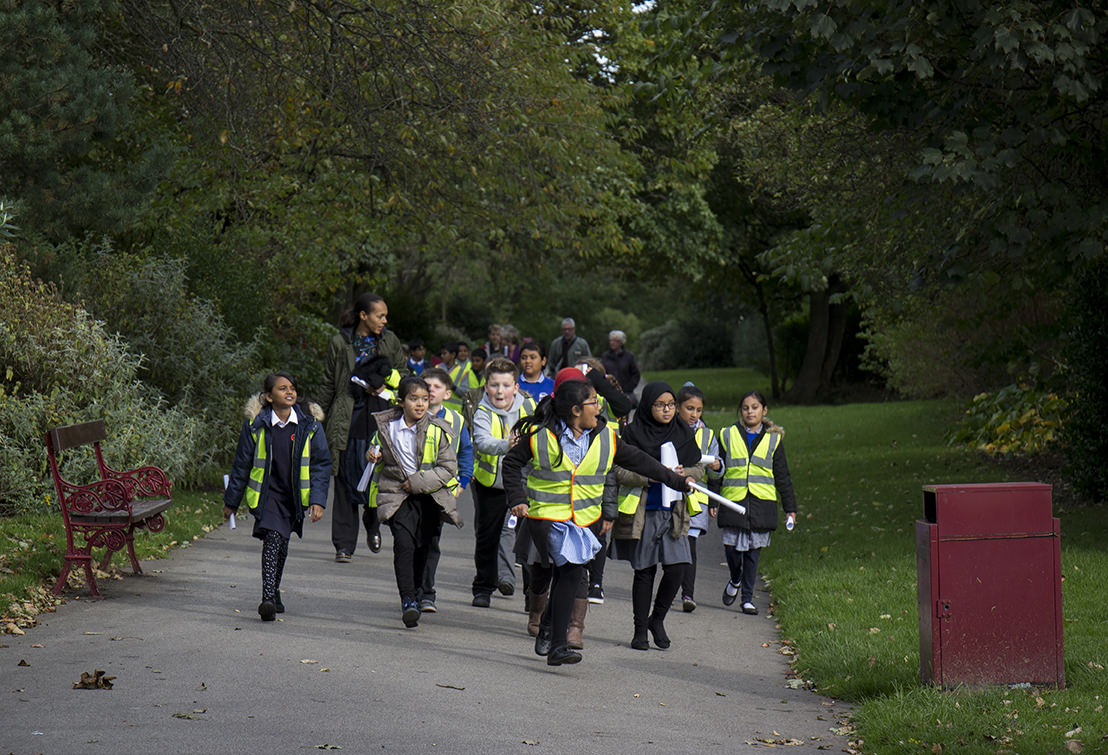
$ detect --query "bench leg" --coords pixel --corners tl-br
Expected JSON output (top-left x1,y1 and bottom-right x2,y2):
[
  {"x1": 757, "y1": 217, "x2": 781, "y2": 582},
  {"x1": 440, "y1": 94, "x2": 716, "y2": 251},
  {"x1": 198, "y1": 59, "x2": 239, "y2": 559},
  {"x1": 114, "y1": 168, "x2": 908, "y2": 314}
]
[
  {"x1": 125, "y1": 527, "x2": 143, "y2": 575},
  {"x1": 53, "y1": 554, "x2": 103, "y2": 599}
]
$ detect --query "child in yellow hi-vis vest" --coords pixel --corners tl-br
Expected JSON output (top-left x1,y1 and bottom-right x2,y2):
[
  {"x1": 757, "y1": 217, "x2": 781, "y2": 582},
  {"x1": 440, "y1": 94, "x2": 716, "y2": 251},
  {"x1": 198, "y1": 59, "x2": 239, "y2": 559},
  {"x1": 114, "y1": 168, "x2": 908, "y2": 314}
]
[
  {"x1": 676, "y1": 383, "x2": 723, "y2": 613},
  {"x1": 609, "y1": 381, "x2": 706, "y2": 651},
  {"x1": 714, "y1": 390, "x2": 797, "y2": 616},
  {"x1": 364, "y1": 376, "x2": 459, "y2": 628},
  {"x1": 223, "y1": 372, "x2": 331, "y2": 622}
]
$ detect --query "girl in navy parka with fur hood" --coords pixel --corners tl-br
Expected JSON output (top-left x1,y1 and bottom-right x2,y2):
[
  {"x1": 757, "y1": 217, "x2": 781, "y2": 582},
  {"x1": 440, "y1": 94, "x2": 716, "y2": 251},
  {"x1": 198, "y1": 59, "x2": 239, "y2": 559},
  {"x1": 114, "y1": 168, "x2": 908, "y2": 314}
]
[{"x1": 224, "y1": 372, "x2": 331, "y2": 621}]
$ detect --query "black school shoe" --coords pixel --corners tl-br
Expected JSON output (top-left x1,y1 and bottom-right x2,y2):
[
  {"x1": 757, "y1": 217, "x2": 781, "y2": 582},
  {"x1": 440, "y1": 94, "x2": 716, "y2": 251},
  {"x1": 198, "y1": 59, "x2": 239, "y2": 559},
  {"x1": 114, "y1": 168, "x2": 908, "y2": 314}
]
[
  {"x1": 472, "y1": 593, "x2": 492, "y2": 608},
  {"x1": 546, "y1": 645, "x2": 582, "y2": 666},
  {"x1": 741, "y1": 601, "x2": 759, "y2": 615},
  {"x1": 274, "y1": 594, "x2": 285, "y2": 614},
  {"x1": 402, "y1": 599, "x2": 421, "y2": 628},
  {"x1": 258, "y1": 600, "x2": 277, "y2": 622}
]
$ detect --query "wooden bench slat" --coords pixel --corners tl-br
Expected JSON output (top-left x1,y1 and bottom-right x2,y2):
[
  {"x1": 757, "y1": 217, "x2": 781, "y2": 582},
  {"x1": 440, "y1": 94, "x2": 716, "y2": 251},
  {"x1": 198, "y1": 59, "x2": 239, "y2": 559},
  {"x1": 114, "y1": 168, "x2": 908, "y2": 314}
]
[
  {"x1": 71, "y1": 498, "x2": 173, "y2": 525},
  {"x1": 49, "y1": 420, "x2": 107, "y2": 452}
]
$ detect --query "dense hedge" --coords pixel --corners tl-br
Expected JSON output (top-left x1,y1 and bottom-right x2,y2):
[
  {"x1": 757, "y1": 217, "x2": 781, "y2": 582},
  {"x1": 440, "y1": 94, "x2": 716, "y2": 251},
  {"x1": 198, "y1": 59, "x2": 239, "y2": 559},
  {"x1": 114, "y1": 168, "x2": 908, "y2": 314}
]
[{"x1": 0, "y1": 247, "x2": 205, "y2": 514}]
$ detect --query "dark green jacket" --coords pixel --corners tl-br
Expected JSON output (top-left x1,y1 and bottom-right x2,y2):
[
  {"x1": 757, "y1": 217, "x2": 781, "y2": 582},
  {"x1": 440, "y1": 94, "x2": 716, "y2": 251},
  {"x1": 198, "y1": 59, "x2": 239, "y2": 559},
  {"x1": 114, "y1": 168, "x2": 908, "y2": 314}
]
[{"x1": 317, "y1": 327, "x2": 407, "y2": 458}]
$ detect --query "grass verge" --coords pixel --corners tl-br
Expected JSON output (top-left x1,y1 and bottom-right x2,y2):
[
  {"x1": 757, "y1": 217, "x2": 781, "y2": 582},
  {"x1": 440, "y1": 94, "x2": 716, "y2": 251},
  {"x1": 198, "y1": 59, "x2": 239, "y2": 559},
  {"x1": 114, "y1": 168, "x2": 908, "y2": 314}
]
[
  {"x1": 703, "y1": 399, "x2": 1108, "y2": 754},
  {"x1": 1, "y1": 490, "x2": 225, "y2": 632}
]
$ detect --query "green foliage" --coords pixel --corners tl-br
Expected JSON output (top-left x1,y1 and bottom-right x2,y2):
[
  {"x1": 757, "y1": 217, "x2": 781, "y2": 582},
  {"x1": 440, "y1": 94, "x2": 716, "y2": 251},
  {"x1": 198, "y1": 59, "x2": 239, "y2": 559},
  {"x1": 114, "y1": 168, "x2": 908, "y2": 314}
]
[
  {"x1": 0, "y1": 1, "x2": 171, "y2": 240},
  {"x1": 637, "y1": 318, "x2": 733, "y2": 370},
  {"x1": 950, "y1": 384, "x2": 1067, "y2": 456},
  {"x1": 0, "y1": 246, "x2": 206, "y2": 513}
]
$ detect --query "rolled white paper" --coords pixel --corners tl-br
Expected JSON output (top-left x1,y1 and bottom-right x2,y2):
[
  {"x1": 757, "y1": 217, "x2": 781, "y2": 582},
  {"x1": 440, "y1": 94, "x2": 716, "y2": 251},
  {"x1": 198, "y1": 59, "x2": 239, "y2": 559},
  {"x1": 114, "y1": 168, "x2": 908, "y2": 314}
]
[
  {"x1": 689, "y1": 482, "x2": 747, "y2": 515},
  {"x1": 659, "y1": 441, "x2": 682, "y2": 510},
  {"x1": 356, "y1": 460, "x2": 375, "y2": 493},
  {"x1": 229, "y1": 513, "x2": 237, "y2": 529},
  {"x1": 700, "y1": 454, "x2": 717, "y2": 465}
]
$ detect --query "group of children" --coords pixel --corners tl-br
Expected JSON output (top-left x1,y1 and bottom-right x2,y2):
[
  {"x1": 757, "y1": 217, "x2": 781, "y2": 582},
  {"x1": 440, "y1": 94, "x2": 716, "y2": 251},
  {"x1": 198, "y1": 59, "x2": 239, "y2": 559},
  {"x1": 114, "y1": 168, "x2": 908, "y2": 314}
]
[{"x1": 223, "y1": 305, "x2": 797, "y2": 669}]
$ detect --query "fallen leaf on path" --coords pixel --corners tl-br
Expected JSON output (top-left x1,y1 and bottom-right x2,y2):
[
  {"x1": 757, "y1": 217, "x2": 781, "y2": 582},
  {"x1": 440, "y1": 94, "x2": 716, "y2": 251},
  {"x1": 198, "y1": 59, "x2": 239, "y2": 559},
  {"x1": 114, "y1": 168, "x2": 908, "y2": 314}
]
[
  {"x1": 18, "y1": 659, "x2": 30, "y2": 666},
  {"x1": 73, "y1": 670, "x2": 115, "y2": 689},
  {"x1": 522, "y1": 740, "x2": 539, "y2": 746},
  {"x1": 715, "y1": 691, "x2": 726, "y2": 697},
  {"x1": 300, "y1": 659, "x2": 319, "y2": 664},
  {"x1": 6, "y1": 623, "x2": 25, "y2": 635},
  {"x1": 314, "y1": 745, "x2": 342, "y2": 750},
  {"x1": 435, "y1": 683, "x2": 465, "y2": 690},
  {"x1": 1066, "y1": 740, "x2": 1083, "y2": 753},
  {"x1": 31, "y1": 643, "x2": 44, "y2": 648}
]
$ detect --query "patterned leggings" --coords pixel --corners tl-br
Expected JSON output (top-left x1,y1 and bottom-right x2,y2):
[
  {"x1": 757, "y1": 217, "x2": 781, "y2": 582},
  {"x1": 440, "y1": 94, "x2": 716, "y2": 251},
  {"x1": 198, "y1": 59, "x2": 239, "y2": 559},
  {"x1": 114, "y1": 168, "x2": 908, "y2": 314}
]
[{"x1": 261, "y1": 529, "x2": 290, "y2": 602}]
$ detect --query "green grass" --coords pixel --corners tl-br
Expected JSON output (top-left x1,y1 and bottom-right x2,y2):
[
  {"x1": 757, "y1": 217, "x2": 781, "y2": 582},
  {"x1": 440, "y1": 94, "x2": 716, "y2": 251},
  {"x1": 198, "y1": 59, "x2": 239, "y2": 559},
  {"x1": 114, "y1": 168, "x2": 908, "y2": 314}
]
[
  {"x1": 720, "y1": 399, "x2": 1108, "y2": 754},
  {"x1": 642, "y1": 367, "x2": 770, "y2": 413},
  {"x1": 0, "y1": 490, "x2": 225, "y2": 624}
]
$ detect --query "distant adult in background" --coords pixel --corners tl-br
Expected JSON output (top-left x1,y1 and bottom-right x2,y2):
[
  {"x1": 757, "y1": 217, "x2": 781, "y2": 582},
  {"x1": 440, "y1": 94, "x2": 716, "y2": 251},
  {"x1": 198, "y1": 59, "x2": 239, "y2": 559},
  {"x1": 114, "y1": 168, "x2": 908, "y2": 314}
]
[
  {"x1": 500, "y1": 324, "x2": 522, "y2": 363},
  {"x1": 316, "y1": 292, "x2": 408, "y2": 563},
  {"x1": 407, "y1": 339, "x2": 427, "y2": 375},
  {"x1": 546, "y1": 317, "x2": 591, "y2": 377},
  {"x1": 601, "y1": 330, "x2": 641, "y2": 398}
]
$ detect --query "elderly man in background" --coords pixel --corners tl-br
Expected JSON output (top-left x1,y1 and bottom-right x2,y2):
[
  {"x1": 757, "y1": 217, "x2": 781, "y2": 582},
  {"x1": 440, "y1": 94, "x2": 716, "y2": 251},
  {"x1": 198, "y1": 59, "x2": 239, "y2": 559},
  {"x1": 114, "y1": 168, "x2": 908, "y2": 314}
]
[
  {"x1": 600, "y1": 329, "x2": 641, "y2": 397},
  {"x1": 545, "y1": 317, "x2": 591, "y2": 376}
]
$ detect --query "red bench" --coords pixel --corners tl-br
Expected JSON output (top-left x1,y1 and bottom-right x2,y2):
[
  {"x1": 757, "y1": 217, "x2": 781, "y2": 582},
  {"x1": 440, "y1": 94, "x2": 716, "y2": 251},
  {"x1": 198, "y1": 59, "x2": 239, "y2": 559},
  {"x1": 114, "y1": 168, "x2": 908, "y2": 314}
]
[{"x1": 45, "y1": 420, "x2": 173, "y2": 598}]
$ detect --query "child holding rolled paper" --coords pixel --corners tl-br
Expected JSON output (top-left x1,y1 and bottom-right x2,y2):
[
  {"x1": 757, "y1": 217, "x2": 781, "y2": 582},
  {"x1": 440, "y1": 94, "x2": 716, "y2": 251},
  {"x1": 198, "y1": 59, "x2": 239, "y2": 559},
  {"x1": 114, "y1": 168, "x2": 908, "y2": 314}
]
[
  {"x1": 714, "y1": 390, "x2": 797, "y2": 615},
  {"x1": 676, "y1": 383, "x2": 723, "y2": 612}
]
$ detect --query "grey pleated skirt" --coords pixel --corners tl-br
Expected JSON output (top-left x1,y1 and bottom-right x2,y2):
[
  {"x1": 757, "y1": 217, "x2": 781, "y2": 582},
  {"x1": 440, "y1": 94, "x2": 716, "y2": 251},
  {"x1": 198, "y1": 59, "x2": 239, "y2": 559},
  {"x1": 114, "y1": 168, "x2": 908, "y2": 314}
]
[{"x1": 609, "y1": 508, "x2": 691, "y2": 570}]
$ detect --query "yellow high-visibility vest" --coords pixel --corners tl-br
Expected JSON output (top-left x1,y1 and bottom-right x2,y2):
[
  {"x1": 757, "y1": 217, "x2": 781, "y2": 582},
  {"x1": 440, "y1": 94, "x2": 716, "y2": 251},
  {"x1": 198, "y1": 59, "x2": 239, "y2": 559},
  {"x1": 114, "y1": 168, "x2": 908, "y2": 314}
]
[
  {"x1": 720, "y1": 425, "x2": 779, "y2": 502},
  {"x1": 473, "y1": 397, "x2": 535, "y2": 486},
  {"x1": 525, "y1": 425, "x2": 617, "y2": 526},
  {"x1": 244, "y1": 424, "x2": 313, "y2": 511}
]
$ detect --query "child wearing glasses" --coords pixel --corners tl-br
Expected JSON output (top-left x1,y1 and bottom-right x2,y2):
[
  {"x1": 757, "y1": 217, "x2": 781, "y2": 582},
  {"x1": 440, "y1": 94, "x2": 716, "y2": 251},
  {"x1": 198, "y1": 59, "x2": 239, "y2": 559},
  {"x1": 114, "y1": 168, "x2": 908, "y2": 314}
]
[{"x1": 609, "y1": 381, "x2": 705, "y2": 650}]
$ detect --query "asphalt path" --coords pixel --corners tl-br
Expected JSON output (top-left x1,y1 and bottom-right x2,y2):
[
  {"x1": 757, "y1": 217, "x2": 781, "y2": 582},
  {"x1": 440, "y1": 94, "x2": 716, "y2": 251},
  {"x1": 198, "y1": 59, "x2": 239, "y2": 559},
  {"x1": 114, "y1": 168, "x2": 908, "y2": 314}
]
[{"x1": 2, "y1": 490, "x2": 851, "y2": 754}]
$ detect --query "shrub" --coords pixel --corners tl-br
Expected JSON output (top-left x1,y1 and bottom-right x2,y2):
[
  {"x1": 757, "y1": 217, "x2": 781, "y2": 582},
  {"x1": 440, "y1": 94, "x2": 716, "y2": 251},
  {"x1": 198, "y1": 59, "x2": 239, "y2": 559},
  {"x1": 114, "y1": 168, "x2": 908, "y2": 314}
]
[
  {"x1": 638, "y1": 318, "x2": 733, "y2": 370},
  {"x1": 949, "y1": 383, "x2": 1067, "y2": 456},
  {"x1": 0, "y1": 246, "x2": 205, "y2": 514}
]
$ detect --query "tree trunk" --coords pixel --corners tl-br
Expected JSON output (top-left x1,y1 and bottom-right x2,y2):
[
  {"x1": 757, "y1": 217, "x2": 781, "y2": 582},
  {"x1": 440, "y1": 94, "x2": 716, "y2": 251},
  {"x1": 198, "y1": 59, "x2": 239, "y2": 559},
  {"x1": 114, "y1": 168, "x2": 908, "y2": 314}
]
[
  {"x1": 785, "y1": 289, "x2": 830, "y2": 404},
  {"x1": 755, "y1": 286, "x2": 781, "y2": 400},
  {"x1": 818, "y1": 296, "x2": 848, "y2": 396}
]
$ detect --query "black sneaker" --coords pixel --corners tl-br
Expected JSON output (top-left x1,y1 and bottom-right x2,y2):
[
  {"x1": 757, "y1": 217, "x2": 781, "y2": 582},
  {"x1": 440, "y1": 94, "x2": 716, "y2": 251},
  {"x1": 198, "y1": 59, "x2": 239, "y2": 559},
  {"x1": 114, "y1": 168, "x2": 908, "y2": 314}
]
[
  {"x1": 335, "y1": 551, "x2": 352, "y2": 563},
  {"x1": 420, "y1": 599, "x2": 437, "y2": 613},
  {"x1": 497, "y1": 579, "x2": 515, "y2": 596},
  {"x1": 274, "y1": 594, "x2": 285, "y2": 614},
  {"x1": 402, "y1": 599, "x2": 421, "y2": 628},
  {"x1": 471, "y1": 593, "x2": 491, "y2": 608},
  {"x1": 258, "y1": 600, "x2": 276, "y2": 622},
  {"x1": 587, "y1": 584, "x2": 604, "y2": 605},
  {"x1": 682, "y1": 595, "x2": 696, "y2": 613}
]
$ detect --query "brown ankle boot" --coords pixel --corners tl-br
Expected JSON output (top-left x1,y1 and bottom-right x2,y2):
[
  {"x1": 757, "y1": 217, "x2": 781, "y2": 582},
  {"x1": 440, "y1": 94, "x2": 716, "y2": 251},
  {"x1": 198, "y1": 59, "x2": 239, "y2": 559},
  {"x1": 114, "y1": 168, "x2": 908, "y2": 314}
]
[
  {"x1": 567, "y1": 598, "x2": 588, "y2": 649},
  {"x1": 527, "y1": 590, "x2": 548, "y2": 637}
]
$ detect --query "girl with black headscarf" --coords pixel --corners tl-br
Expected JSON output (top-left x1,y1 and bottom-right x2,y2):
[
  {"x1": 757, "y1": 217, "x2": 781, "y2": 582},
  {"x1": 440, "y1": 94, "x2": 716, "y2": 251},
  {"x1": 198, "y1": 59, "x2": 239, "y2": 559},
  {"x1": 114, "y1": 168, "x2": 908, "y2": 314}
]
[{"x1": 609, "y1": 381, "x2": 705, "y2": 650}]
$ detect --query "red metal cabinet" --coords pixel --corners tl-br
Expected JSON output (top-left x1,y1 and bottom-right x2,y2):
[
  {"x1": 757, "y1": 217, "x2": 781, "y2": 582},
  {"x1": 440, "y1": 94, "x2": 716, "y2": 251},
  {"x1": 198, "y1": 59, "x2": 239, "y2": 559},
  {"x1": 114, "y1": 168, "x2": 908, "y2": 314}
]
[{"x1": 916, "y1": 482, "x2": 1064, "y2": 688}]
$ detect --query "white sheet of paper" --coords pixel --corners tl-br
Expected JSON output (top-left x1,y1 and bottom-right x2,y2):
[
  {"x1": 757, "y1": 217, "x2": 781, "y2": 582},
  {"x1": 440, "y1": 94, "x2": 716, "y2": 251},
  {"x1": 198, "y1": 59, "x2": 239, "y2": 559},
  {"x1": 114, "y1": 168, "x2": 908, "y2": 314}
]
[{"x1": 660, "y1": 441, "x2": 681, "y2": 510}]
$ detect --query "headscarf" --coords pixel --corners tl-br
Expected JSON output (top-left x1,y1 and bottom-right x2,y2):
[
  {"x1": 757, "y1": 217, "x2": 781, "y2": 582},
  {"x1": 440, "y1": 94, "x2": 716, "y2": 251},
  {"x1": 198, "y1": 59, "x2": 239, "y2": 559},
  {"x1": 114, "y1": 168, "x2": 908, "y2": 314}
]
[{"x1": 621, "y1": 381, "x2": 700, "y2": 465}]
